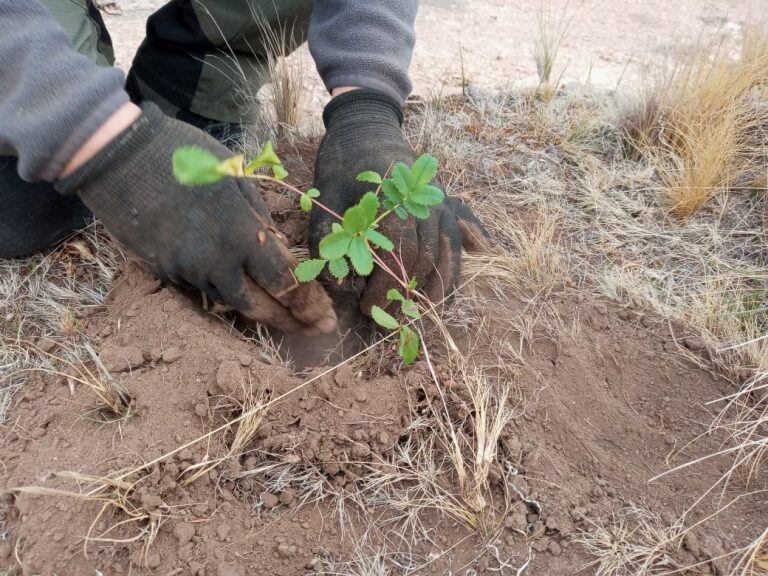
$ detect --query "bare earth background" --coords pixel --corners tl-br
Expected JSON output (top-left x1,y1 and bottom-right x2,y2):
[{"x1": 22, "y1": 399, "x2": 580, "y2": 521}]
[{"x1": 105, "y1": 0, "x2": 761, "y2": 106}]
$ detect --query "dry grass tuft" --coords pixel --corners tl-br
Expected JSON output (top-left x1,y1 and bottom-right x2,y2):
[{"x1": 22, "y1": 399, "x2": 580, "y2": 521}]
[
  {"x1": 624, "y1": 26, "x2": 768, "y2": 216},
  {"x1": 532, "y1": 1, "x2": 574, "y2": 100},
  {"x1": 575, "y1": 506, "x2": 684, "y2": 576},
  {"x1": 9, "y1": 471, "x2": 165, "y2": 565},
  {"x1": 0, "y1": 225, "x2": 123, "y2": 421}
]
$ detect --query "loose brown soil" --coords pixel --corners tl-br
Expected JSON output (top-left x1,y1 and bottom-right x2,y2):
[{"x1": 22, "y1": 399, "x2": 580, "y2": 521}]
[{"x1": 1, "y1": 250, "x2": 764, "y2": 575}]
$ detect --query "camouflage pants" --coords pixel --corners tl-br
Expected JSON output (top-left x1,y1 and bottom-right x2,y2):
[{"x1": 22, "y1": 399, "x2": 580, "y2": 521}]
[{"x1": 41, "y1": 0, "x2": 313, "y2": 123}]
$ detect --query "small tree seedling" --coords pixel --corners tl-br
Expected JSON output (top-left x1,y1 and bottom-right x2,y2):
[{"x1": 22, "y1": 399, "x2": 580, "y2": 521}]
[{"x1": 172, "y1": 142, "x2": 445, "y2": 365}]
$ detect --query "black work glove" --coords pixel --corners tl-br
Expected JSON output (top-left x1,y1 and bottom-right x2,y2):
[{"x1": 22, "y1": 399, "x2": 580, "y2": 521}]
[
  {"x1": 310, "y1": 89, "x2": 490, "y2": 317},
  {"x1": 56, "y1": 103, "x2": 336, "y2": 334}
]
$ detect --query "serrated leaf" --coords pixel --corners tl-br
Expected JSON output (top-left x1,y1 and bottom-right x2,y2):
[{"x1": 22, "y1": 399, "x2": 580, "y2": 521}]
[
  {"x1": 386, "y1": 289, "x2": 405, "y2": 302},
  {"x1": 348, "y1": 236, "x2": 374, "y2": 275},
  {"x1": 398, "y1": 326, "x2": 420, "y2": 365},
  {"x1": 392, "y1": 163, "x2": 414, "y2": 197},
  {"x1": 294, "y1": 259, "x2": 326, "y2": 282},
  {"x1": 342, "y1": 206, "x2": 368, "y2": 234},
  {"x1": 172, "y1": 146, "x2": 225, "y2": 185},
  {"x1": 403, "y1": 199, "x2": 430, "y2": 219},
  {"x1": 358, "y1": 191, "x2": 379, "y2": 222},
  {"x1": 410, "y1": 184, "x2": 445, "y2": 206},
  {"x1": 244, "y1": 140, "x2": 281, "y2": 174},
  {"x1": 356, "y1": 171, "x2": 382, "y2": 185},
  {"x1": 410, "y1": 154, "x2": 438, "y2": 186},
  {"x1": 272, "y1": 164, "x2": 288, "y2": 180},
  {"x1": 371, "y1": 305, "x2": 399, "y2": 330},
  {"x1": 364, "y1": 228, "x2": 394, "y2": 251},
  {"x1": 401, "y1": 298, "x2": 421, "y2": 319},
  {"x1": 395, "y1": 207, "x2": 409, "y2": 220},
  {"x1": 216, "y1": 154, "x2": 245, "y2": 177},
  {"x1": 328, "y1": 257, "x2": 349, "y2": 280},
  {"x1": 299, "y1": 194, "x2": 312, "y2": 212},
  {"x1": 307, "y1": 188, "x2": 321, "y2": 198},
  {"x1": 319, "y1": 230, "x2": 352, "y2": 260},
  {"x1": 381, "y1": 180, "x2": 403, "y2": 205}
]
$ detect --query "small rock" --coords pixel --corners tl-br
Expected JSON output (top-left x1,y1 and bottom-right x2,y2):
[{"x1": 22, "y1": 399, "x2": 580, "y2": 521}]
[
  {"x1": 99, "y1": 346, "x2": 144, "y2": 373},
  {"x1": 277, "y1": 543, "x2": 298, "y2": 558},
  {"x1": 548, "y1": 540, "x2": 562, "y2": 556},
  {"x1": 352, "y1": 388, "x2": 367, "y2": 403},
  {"x1": 217, "y1": 563, "x2": 244, "y2": 576},
  {"x1": 261, "y1": 492, "x2": 279, "y2": 509},
  {"x1": 237, "y1": 354, "x2": 253, "y2": 366},
  {"x1": 532, "y1": 538, "x2": 550, "y2": 552},
  {"x1": 194, "y1": 403, "x2": 208, "y2": 417},
  {"x1": 162, "y1": 346, "x2": 183, "y2": 363},
  {"x1": 278, "y1": 488, "x2": 297, "y2": 507},
  {"x1": 217, "y1": 524, "x2": 230, "y2": 541},
  {"x1": 173, "y1": 522, "x2": 195, "y2": 545},
  {"x1": 216, "y1": 360, "x2": 244, "y2": 397},
  {"x1": 683, "y1": 336, "x2": 707, "y2": 354},
  {"x1": 145, "y1": 550, "x2": 161, "y2": 568}
]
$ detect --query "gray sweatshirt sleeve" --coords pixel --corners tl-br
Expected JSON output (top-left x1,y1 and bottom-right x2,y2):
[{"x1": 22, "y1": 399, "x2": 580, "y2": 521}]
[
  {"x1": 0, "y1": 1, "x2": 128, "y2": 182},
  {"x1": 309, "y1": 1, "x2": 418, "y2": 104}
]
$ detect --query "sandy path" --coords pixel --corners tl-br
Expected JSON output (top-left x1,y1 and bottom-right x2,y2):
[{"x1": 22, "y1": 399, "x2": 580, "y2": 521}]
[{"x1": 102, "y1": 0, "x2": 760, "y2": 102}]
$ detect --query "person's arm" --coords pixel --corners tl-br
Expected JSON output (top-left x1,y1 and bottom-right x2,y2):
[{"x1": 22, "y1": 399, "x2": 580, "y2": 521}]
[
  {"x1": 0, "y1": 0, "x2": 129, "y2": 182},
  {"x1": 308, "y1": 0, "x2": 418, "y2": 104}
]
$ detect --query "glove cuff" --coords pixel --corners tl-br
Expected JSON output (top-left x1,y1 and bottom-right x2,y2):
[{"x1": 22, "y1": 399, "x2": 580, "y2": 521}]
[
  {"x1": 55, "y1": 102, "x2": 167, "y2": 196},
  {"x1": 322, "y1": 89, "x2": 404, "y2": 130}
]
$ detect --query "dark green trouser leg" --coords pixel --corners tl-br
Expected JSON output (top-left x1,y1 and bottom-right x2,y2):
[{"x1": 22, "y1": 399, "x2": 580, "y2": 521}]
[
  {"x1": 0, "y1": 0, "x2": 104, "y2": 258},
  {"x1": 128, "y1": 0, "x2": 313, "y2": 124},
  {"x1": 38, "y1": 0, "x2": 115, "y2": 66}
]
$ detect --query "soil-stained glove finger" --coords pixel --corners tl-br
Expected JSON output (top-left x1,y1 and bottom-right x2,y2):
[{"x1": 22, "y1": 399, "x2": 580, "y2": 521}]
[
  {"x1": 244, "y1": 241, "x2": 337, "y2": 334},
  {"x1": 237, "y1": 273, "x2": 333, "y2": 335},
  {"x1": 445, "y1": 196, "x2": 493, "y2": 253},
  {"x1": 423, "y1": 214, "x2": 462, "y2": 306}
]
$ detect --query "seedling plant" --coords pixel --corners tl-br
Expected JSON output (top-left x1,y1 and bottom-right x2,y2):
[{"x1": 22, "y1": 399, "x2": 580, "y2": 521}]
[{"x1": 172, "y1": 142, "x2": 447, "y2": 365}]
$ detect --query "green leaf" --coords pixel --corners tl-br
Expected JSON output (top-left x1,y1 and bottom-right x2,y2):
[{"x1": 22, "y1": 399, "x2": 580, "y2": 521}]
[
  {"x1": 392, "y1": 163, "x2": 415, "y2": 197},
  {"x1": 381, "y1": 180, "x2": 403, "y2": 205},
  {"x1": 299, "y1": 194, "x2": 312, "y2": 212},
  {"x1": 356, "y1": 171, "x2": 382, "y2": 185},
  {"x1": 348, "y1": 236, "x2": 374, "y2": 275},
  {"x1": 272, "y1": 164, "x2": 288, "y2": 180},
  {"x1": 342, "y1": 206, "x2": 368, "y2": 234},
  {"x1": 370, "y1": 305, "x2": 399, "y2": 330},
  {"x1": 245, "y1": 140, "x2": 281, "y2": 174},
  {"x1": 398, "y1": 326, "x2": 420, "y2": 365},
  {"x1": 319, "y1": 230, "x2": 352, "y2": 260},
  {"x1": 403, "y1": 199, "x2": 430, "y2": 219},
  {"x1": 328, "y1": 257, "x2": 349, "y2": 280},
  {"x1": 401, "y1": 298, "x2": 421, "y2": 319},
  {"x1": 386, "y1": 289, "x2": 405, "y2": 302},
  {"x1": 172, "y1": 146, "x2": 225, "y2": 185},
  {"x1": 358, "y1": 191, "x2": 379, "y2": 223},
  {"x1": 410, "y1": 184, "x2": 445, "y2": 206},
  {"x1": 410, "y1": 154, "x2": 438, "y2": 186},
  {"x1": 364, "y1": 228, "x2": 394, "y2": 251},
  {"x1": 407, "y1": 278, "x2": 419, "y2": 290},
  {"x1": 331, "y1": 222, "x2": 344, "y2": 233},
  {"x1": 395, "y1": 207, "x2": 409, "y2": 220},
  {"x1": 307, "y1": 188, "x2": 321, "y2": 198},
  {"x1": 294, "y1": 259, "x2": 326, "y2": 282}
]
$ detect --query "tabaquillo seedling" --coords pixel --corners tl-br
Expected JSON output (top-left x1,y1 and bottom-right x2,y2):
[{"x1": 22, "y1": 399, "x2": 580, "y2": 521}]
[{"x1": 172, "y1": 142, "x2": 447, "y2": 365}]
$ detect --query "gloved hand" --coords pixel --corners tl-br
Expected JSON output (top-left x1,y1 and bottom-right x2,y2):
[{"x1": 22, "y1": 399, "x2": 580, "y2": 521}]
[
  {"x1": 56, "y1": 103, "x2": 336, "y2": 334},
  {"x1": 310, "y1": 89, "x2": 490, "y2": 317}
]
